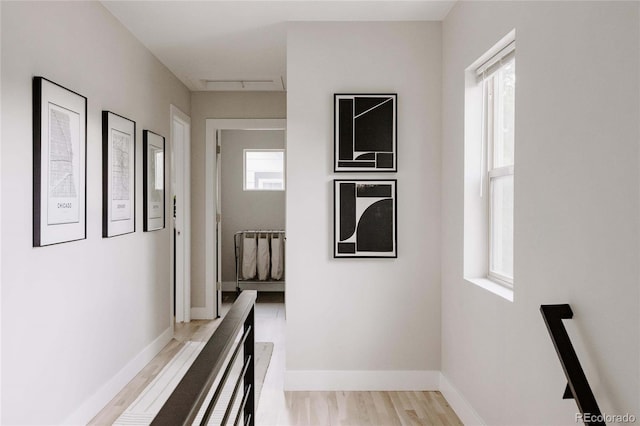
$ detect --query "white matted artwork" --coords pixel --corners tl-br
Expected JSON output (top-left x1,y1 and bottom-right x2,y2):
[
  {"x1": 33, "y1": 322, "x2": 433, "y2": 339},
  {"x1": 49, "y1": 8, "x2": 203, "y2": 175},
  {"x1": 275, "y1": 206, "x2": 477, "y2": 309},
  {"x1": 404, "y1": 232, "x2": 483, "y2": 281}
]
[
  {"x1": 33, "y1": 76, "x2": 87, "y2": 247},
  {"x1": 334, "y1": 94, "x2": 397, "y2": 172},
  {"x1": 143, "y1": 130, "x2": 165, "y2": 231},
  {"x1": 334, "y1": 179, "x2": 397, "y2": 258},
  {"x1": 102, "y1": 111, "x2": 136, "y2": 237}
]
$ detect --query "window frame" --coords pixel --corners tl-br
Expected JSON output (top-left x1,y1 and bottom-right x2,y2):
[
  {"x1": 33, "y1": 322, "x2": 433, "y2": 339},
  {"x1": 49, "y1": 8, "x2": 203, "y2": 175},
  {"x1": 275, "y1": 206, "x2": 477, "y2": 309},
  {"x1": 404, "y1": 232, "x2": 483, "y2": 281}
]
[
  {"x1": 484, "y1": 56, "x2": 515, "y2": 287},
  {"x1": 242, "y1": 148, "x2": 285, "y2": 192}
]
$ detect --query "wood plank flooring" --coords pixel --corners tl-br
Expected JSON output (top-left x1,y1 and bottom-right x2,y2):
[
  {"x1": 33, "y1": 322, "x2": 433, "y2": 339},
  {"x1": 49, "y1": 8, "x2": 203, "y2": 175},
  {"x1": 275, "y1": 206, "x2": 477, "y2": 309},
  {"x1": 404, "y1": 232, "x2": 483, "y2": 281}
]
[
  {"x1": 259, "y1": 390, "x2": 461, "y2": 426},
  {"x1": 90, "y1": 292, "x2": 462, "y2": 425},
  {"x1": 88, "y1": 319, "x2": 224, "y2": 425}
]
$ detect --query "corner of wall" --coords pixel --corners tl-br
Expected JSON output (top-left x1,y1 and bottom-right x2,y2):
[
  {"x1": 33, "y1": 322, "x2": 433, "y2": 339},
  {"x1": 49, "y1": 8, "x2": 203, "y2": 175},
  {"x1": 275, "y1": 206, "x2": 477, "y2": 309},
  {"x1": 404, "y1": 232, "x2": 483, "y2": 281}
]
[{"x1": 439, "y1": 373, "x2": 486, "y2": 426}]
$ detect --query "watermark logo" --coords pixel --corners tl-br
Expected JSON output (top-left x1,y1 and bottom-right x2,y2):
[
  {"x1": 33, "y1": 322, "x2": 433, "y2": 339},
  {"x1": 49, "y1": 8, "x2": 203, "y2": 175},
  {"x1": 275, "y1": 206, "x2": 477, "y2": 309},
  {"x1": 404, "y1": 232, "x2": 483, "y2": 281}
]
[{"x1": 576, "y1": 413, "x2": 636, "y2": 423}]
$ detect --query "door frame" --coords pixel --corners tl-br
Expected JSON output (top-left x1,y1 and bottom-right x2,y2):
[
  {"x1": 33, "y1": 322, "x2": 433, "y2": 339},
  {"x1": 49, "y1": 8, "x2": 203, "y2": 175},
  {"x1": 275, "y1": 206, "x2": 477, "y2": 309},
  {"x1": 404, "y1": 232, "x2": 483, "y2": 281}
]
[
  {"x1": 205, "y1": 119, "x2": 286, "y2": 318},
  {"x1": 170, "y1": 105, "x2": 191, "y2": 324}
]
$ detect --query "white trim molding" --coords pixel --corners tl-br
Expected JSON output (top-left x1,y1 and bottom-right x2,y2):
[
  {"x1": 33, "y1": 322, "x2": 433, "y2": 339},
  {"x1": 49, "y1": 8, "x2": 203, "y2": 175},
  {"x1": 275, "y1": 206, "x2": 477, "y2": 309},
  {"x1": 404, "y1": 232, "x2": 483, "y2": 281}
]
[
  {"x1": 191, "y1": 307, "x2": 211, "y2": 319},
  {"x1": 283, "y1": 369, "x2": 485, "y2": 424},
  {"x1": 62, "y1": 327, "x2": 173, "y2": 425},
  {"x1": 170, "y1": 105, "x2": 193, "y2": 322},
  {"x1": 439, "y1": 373, "x2": 486, "y2": 426},
  {"x1": 205, "y1": 119, "x2": 286, "y2": 318},
  {"x1": 284, "y1": 370, "x2": 440, "y2": 391},
  {"x1": 222, "y1": 281, "x2": 284, "y2": 292}
]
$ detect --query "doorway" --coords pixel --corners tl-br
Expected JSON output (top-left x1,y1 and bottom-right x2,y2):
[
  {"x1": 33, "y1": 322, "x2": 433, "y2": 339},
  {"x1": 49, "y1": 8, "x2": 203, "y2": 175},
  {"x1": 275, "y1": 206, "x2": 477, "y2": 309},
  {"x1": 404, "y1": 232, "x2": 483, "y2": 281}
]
[
  {"x1": 205, "y1": 119, "x2": 286, "y2": 318},
  {"x1": 170, "y1": 105, "x2": 191, "y2": 324},
  {"x1": 220, "y1": 130, "x2": 285, "y2": 293}
]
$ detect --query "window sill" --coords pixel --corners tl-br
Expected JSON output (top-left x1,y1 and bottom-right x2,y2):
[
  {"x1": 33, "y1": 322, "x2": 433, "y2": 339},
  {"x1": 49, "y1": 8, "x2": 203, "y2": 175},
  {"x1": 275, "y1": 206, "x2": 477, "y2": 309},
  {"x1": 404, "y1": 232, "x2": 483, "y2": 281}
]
[{"x1": 464, "y1": 277, "x2": 514, "y2": 302}]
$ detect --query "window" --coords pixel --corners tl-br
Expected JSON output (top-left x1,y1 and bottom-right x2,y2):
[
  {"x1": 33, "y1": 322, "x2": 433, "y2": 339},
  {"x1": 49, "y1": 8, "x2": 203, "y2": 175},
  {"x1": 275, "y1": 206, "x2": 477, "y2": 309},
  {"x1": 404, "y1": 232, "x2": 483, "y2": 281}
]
[
  {"x1": 485, "y1": 51, "x2": 515, "y2": 285},
  {"x1": 464, "y1": 32, "x2": 515, "y2": 299},
  {"x1": 243, "y1": 149, "x2": 285, "y2": 191}
]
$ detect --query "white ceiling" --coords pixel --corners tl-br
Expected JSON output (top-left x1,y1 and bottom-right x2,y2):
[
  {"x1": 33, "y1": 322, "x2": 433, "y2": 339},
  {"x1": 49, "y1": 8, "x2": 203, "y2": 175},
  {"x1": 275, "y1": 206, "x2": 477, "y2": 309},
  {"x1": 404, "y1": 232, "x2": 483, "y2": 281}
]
[{"x1": 101, "y1": 1, "x2": 456, "y2": 91}]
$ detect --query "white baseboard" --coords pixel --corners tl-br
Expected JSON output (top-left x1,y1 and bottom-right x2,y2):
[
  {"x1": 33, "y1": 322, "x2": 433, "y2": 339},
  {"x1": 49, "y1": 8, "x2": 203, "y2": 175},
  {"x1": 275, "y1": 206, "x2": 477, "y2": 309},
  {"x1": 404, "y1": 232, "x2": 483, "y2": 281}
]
[
  {"x1": 284, "y1": 370, "x2": 440, "y2": 391},
  {"x1": 191, "y1": 306, "x2": 214, "y2": 320},
  {"x1": 62, "y1": 327, "x2": 173, "y2": 425},
  {"x1": 439, "y1": 373, "x2": 485, "y2": 425},
  {"x1": 223, "y1": 280, "x2": 286, "y2": 292},
  {"x1": 284, "y1": 369, "x2": 484, "y2": 424}
]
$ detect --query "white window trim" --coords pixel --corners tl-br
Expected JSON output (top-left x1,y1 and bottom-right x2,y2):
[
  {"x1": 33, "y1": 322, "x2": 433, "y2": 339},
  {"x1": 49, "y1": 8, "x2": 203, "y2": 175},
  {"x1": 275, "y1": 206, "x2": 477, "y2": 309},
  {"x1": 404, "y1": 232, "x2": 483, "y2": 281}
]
[
  {"x1": 243, "y1": 148, "x2": 286, "y2": 191},
  {"x1": 463, "y1": 29, "x2": 516, "y2": 301},
  {"x1": 257, "y1": 178, "x2": 283, "y2": 189},
  {"x1": 475, "y1": 40, "x2": 515, "y2": 81},
  {"x1": 485, "y1": 54, "x2": 515, "y2": 288},
  {"x1": 488, "y1": 165, "x2": 514, "y2": 179}
]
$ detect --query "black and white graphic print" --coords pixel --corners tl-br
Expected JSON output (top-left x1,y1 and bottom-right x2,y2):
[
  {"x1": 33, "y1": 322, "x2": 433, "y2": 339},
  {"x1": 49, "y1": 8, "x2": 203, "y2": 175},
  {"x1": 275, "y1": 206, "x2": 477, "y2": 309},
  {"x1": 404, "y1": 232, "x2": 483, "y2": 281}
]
[
  {"x1": 334, "y1": 94, "x2": 397, "y2": 172},
  {"x1": 334, "y1": 180, "x2": 397, "y2": 258}
]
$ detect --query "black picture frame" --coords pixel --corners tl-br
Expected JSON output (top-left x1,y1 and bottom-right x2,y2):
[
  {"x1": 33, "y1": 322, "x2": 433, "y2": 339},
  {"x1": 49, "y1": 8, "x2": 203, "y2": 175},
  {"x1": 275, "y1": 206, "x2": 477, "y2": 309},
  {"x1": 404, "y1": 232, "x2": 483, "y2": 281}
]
[
  {"x1": 334, "y1": 179, "x2": 397, "y2": 258},
  {"x1": 33, "y1": 76, "x2": 87, "y2": 247},
  {"x1": 143, "y1": 130, "x2": 165, "y2": 232},
  {"x1": 102, "y1": 111, "x2": 136, "y2": 238},
  {"x1": 334, "y1": 93, "x2": 397, "y2": 172}
]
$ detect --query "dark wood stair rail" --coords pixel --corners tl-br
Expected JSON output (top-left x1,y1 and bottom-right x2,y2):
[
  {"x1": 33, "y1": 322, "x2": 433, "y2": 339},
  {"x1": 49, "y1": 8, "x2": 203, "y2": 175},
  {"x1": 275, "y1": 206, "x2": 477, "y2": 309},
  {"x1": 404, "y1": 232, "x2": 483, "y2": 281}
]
[
  {"x1": 152, "y1": 290, "x2": 257, "y2": 426},
  {"x1": 540, "y1": 304, "x2": 604, "y2": 426}
]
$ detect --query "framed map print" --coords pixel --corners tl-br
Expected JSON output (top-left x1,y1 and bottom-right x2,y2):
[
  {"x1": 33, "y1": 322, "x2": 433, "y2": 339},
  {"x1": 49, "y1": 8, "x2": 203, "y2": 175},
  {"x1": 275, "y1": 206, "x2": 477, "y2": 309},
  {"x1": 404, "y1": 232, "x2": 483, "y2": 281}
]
[
  {"x1": 33, "y1": 76, "x2": 87, "y2": 247},
  {"x1": 102, "y1": 111, "x2": 136, "y2": 237}
]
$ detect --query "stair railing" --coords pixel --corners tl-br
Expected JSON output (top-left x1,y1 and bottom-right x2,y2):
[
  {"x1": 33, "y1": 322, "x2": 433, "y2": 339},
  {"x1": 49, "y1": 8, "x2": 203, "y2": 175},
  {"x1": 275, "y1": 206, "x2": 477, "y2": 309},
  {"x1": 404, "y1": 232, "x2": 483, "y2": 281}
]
[
  {"x1": 540, "y1": 304, "x2": 604, "y2": 426},
  {"x1": 152, "y1": 290, "x2": 256, "y2": 426}
]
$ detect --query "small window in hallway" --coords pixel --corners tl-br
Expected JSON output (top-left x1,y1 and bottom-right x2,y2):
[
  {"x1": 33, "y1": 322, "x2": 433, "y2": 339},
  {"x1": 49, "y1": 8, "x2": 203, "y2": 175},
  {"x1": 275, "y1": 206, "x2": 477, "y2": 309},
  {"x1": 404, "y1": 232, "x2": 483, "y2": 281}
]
[
  {"x1": 485, "y1": 48, "x2": 515, "y2": 285},
  {"x1": 463, "y1": 30, "x2": 515, "y2": 299},
  {"x1": 243, "y1": 149, "x2": 285, "y2": 191}
]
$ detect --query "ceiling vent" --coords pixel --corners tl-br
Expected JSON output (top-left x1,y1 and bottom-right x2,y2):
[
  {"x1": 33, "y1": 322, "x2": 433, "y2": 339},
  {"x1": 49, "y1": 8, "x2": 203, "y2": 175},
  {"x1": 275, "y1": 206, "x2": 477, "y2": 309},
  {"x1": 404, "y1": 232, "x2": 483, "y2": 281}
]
[{"x1": 201, "y1": 77, "x2": 285, "y2": 91}]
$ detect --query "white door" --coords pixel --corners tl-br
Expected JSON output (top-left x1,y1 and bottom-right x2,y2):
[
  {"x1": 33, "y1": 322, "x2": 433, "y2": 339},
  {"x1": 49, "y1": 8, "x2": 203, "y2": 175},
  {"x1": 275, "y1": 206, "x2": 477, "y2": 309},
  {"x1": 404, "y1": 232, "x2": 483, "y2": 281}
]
[{"x1": 171, "y1": 105, "x2": 191, "y2": 323}]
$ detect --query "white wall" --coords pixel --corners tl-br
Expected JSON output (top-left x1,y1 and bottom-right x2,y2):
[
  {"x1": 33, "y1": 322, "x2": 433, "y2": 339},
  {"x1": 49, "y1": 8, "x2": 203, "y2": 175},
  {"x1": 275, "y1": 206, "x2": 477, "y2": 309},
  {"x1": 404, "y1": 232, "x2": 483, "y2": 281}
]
[
  {"x1": 0, "y1": 3, "x2": 3, "y2": 422},
  {"x1": 220, "y1": 129, "x2": 285, "y2": 283},
  {"x1": 190, "y1": 92, "x2": 286, "y2": 307},
  {"x1": 285, "y1": 22, "x2": 442, "y2": 388},
  {"x1": 1, "y1": 2, "x2": 190, "y2": 424},
  {"x1": 441, "y1": 2, "x2": 639, "y2": 424}
]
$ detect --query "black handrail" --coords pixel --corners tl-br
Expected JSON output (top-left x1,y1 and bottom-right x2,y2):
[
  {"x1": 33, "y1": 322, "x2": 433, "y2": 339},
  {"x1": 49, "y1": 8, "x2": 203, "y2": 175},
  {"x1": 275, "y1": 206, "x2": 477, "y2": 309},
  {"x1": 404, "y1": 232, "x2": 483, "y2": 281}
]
[
  {"x1": 152, "y1": 290, "x2": 257, "y2": 426},
  {"x1": 540, "y1": 304, "x2": 604, "y2": 426}
]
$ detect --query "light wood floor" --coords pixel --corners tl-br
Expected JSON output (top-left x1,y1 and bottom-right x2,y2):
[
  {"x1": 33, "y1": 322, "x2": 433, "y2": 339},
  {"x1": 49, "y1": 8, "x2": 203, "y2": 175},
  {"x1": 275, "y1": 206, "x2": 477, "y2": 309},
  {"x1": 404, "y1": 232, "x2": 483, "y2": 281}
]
[
  {"x1": 88, "y1": 319, "x2": 225, "y2": 425},
  {"x1": 90, "y1": 292, "x2": 462, "y2": 426},
  {"x1": 270, "y1": 391, "x2": 461, "y2": 425},
  {"x1": 253, "y1": 293, "x2": 461, "y2": 426}
]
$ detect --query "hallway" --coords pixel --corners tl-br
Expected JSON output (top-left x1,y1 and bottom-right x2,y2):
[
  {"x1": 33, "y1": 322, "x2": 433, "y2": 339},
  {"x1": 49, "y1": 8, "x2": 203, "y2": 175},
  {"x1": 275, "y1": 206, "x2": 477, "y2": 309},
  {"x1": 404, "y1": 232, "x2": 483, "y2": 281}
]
[
  {"x1": 3, "y1": 2, "x2": 639, "y2": 424},
  {"x1": 91, "y1": 292, "x2": 461, "y2": 425}
]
